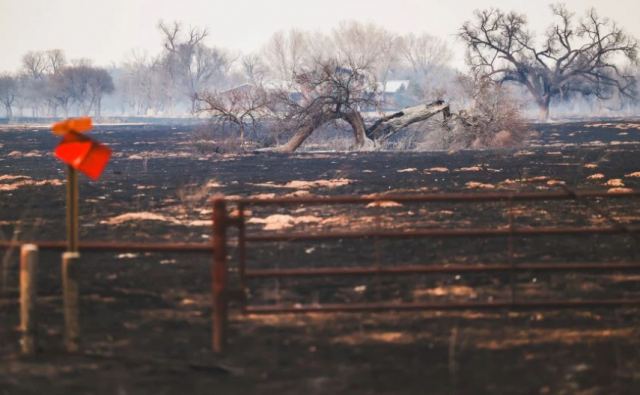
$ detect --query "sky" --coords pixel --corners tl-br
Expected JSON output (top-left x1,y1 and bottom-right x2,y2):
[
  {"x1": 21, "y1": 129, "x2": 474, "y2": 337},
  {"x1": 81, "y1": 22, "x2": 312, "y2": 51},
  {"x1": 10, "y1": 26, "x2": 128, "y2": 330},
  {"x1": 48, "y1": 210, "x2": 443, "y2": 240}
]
[{"x1": 1, "y1": 0, "x2": 639, "y2": 73}]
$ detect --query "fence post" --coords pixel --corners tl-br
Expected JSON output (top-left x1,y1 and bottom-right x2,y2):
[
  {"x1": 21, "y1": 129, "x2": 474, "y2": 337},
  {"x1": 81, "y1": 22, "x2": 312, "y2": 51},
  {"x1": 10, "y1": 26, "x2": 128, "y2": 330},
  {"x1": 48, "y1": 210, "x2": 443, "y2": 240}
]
[
  {"x1": 20, "y1": 244, "x2": 38, "y2": 355},
  {"x1": 62, "y1": 252, "x2": 80, "y2": 352},
  {"x1": 212, "y1": 198, "x2": 228, "y2": 352},
  {"x1": 237, "y1": 203, "x2": 247, "y2": 300}
]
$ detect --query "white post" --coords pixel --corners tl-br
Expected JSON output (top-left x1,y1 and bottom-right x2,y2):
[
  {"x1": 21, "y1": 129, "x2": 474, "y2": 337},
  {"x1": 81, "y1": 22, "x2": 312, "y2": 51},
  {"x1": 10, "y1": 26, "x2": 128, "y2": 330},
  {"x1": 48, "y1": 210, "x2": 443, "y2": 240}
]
[{"x1": 20, "y1": 244, "x2": 38, "y2": 354}]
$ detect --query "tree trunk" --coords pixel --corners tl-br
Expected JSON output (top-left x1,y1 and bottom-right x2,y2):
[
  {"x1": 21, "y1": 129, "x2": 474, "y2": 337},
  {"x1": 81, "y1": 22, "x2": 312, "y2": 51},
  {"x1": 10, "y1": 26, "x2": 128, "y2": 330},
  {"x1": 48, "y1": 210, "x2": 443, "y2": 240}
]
[
  {"x1": 538, "y1": 100, "x2": 550, "y2": 120},
  {"x1": 191, "y1": 95, "x2": 198, "y2": 114},
  {"x1": 274, "y1": 112, "x2": 336, "y2": 153},
  {"x1": 4, "y1": 104, "x2": 12, "y2": 120},
  {"x1": 531, "y1": 90, "x2": 551, "y2": 121},
  {"x1": 96, "y1": 96, "x2": 102, "y2": 118},
  {"x1": 366, "y1": 101, "x2": 450, "y2": 141},
  {"x1": 343, "y1": 111, "x2": 367, "y2": 147},
  {"x1": 239, "y1": 124, "x2": 245, "y2": 146}
]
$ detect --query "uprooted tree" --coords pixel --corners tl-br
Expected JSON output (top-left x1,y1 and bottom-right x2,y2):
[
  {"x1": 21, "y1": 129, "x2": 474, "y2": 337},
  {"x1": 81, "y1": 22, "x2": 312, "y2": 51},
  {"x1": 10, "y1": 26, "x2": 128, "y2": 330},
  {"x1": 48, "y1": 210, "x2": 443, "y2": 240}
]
[{"x1": 460, "y1": 4, "x2": 638, "y2": 119}]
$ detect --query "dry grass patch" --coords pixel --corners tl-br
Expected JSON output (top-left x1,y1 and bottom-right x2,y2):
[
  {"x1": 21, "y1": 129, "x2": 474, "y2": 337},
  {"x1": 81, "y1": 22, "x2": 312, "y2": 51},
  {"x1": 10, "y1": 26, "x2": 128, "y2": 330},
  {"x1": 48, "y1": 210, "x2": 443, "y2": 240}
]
[
  {"x1": 466, "y1": 181, "x2": 495, "y2": 189},
  {"x1": 475, "y1": 328, "x2": 635, "y2": 350},
  {"x1": 250, "y1": 178, "x2": 352, "y2": 190},
  {"x1": 605, "y1": 179, "x2": 625, "y2": 187},
  {"x1": 413, "y1": 285, "x2": 478, "y2": 299}
]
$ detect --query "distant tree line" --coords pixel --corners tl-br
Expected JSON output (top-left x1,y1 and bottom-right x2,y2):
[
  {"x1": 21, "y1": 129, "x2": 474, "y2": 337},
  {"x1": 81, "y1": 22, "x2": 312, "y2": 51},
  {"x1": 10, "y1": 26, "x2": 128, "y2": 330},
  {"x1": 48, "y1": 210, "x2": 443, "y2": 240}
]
[
  {"x1": 0, "y1": 20, "x2": 455, "y2": 120},
  {"x1": 0, "y1": 4, "x2": 637, "y2": 128},
  {"x1": 0, "y1": 50, "x2": 114, "y2": 119}
]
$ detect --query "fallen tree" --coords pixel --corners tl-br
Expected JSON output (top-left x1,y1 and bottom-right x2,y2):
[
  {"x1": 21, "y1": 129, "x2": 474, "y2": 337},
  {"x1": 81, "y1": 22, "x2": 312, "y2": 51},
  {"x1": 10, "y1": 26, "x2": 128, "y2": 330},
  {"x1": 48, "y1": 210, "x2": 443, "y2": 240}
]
[
  {"x1": 266, "y1": 59, "x2": 453, "y2": 153},
  {"x1": 365, "y1": 100, "x2": 451, "y2": 141},
  {"x1": 274, "y1": 100, "x2": 451, "y2": 153}
]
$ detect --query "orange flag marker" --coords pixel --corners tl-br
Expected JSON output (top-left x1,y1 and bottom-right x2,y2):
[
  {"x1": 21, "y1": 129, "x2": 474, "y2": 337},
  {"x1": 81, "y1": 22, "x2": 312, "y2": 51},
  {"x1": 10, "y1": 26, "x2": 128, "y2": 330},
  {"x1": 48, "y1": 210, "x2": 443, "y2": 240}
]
[
  {"x1": 52, "y1": 117, "x2": 111, "y2": 181},
  {"x1": 54, "y1": 132, "x2": 112, "y2": 181},
  {"x1": 52, "y1": 117, "x2": 93, "y2": 136}
]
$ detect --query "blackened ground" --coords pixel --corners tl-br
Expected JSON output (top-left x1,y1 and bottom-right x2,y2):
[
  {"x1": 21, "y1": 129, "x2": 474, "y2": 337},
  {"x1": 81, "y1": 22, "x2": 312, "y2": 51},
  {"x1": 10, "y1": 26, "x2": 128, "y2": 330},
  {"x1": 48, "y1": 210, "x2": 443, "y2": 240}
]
[{"x1": 1, "y1": 119, "x2": 640, "y2": 394}]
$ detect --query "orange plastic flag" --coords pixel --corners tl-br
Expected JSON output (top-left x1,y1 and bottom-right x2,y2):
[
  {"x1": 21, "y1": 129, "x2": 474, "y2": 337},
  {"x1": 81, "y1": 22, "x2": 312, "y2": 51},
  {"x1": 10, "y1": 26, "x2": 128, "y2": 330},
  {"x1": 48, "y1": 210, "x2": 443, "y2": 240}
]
[
  {"x1": 55, "y1": 132, "x2": 112, "y2": 180},
  {"x1": 52, "y1": 117, "x2": 93, "y2": 136}
]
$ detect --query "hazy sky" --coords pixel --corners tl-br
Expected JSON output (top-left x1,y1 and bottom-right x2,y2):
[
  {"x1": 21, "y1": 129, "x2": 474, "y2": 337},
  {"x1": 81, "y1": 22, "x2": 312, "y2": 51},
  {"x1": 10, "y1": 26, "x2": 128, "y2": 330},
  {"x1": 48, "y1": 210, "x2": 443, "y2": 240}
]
[{"x1": 1, "y1": 0, "x2": 639, "y2": 72}]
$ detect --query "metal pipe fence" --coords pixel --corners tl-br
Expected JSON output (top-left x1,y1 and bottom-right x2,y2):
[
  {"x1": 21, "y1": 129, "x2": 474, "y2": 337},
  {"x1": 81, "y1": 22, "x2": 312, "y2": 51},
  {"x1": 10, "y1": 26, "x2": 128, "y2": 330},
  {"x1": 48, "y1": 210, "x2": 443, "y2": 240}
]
[{"x1": 3, "y1": 188, "x2": 640, "y2": 353}]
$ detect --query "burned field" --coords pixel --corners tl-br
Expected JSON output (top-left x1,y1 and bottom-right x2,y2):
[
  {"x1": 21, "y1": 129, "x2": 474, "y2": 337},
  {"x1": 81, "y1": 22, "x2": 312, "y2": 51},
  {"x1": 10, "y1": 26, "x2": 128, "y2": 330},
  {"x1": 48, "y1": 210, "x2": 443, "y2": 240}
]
[{"x1": 2, "y1": 120, "x2": 640, "y2": 394}]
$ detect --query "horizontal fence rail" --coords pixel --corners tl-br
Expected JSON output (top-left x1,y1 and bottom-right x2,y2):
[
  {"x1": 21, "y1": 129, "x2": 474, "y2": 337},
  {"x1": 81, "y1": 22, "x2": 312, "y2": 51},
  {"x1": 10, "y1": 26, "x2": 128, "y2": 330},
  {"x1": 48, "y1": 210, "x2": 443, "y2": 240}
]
[
  {"x1": 243, "y1": 300, "x2": 640, "y2": 315},
  {"x1": 0, "y1": 240, "x2": 213, "y2": 252},
  {"x1": 244, "y1": 226, "x2": 640, "y2": 242},
  {"x1": 244, "y1": 262, "x2": 640, "y2": 278}
]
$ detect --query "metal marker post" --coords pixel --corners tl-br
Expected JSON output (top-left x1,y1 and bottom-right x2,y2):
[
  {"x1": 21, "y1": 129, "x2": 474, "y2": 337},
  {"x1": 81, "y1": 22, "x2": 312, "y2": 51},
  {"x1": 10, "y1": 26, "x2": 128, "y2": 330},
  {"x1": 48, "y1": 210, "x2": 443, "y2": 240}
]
[{"x1": 66, "y1": 165, "x2": 79, "y2": 252}]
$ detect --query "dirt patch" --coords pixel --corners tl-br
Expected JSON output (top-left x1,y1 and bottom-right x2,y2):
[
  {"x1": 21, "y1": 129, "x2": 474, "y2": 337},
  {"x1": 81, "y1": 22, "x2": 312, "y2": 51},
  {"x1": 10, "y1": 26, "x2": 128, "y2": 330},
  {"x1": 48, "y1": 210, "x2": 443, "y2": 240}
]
[
  {"x1": 247, "y1": 214, "x2": 323, "y2": 230},
  {"x1": 250, "y1": 178, "x2": 353, "y2": 190},
  {"x1": 0, "y1": 177, "x2": 63, "y2": 191}
]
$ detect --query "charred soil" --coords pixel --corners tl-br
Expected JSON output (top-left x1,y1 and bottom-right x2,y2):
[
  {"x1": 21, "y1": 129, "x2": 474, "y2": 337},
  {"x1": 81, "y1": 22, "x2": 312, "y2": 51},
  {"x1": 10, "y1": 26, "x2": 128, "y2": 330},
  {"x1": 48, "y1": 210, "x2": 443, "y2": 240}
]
[{"x1": 1, "y1": 120, "x2": 640, "y2": 394}]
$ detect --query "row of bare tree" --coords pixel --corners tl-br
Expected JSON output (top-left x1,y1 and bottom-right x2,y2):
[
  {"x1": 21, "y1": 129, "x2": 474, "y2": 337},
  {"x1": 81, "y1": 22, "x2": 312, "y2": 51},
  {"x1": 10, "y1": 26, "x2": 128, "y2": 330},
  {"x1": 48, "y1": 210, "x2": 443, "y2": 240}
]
[
  {"x1": 0, "y1": 5, "x2": 638, "y2": 152},
  {"x1": 0, "y1": 20, "x2": 455, "y2": 120},
  {"x1": 0, "y1": 50, "x2": 114, "y2": 118}
]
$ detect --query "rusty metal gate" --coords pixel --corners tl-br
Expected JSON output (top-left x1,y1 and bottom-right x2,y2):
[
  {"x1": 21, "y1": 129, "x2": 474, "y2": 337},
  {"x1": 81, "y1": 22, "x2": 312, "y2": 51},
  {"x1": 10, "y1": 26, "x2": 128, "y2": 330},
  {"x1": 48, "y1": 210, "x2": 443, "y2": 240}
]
[{"x1": 211, "y1": 189, "x2": 640, "y2": 351}]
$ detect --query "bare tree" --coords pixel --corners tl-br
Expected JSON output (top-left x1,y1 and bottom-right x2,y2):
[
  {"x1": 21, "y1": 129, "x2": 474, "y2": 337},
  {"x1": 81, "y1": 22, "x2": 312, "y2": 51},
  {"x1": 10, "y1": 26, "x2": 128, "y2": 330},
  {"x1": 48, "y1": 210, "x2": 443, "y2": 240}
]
[
  {"x1": 17, "y1": 50, "x2": 70, "y2": 117},
  {"x1": 22, "y1": 52, "x2": 48, "y2": 79},
  {"x1": 0, "y1": 74, "x2": 18, "y2": 119},
  {"x1": 443, "y1": 75, "x2": 528, "y2": 149},
  {"x1": 399, "y1": 33, "x2": 453, "y2": 75},
  {"x1": 45, "y1": 49, "x2": 67, "y2": 74},
  {"x1": 23, "y1": 49, "x2": 67, "y2": 76},
  {"x1": 241, "y1": 54, "x2": 268, "y2": 86},
  {"x1": 86, "y1": 67, "x2": 115, "y2": 117},
  {"x1": 460, "y1": 4, "x2": 638, "y2": 119},
  {"x1": 393, "y1": 33, "x2": 456, "y2": 104},
  {"x1": 332, "y1": 21, "x2": 400, "y2": 85},
  {"x1": 49, "y1": 70, "x2": 75, "y2": 117},
  {"x1": 158, "y1": 21, "x2": 232, "y2": 113},
  {"x1": 48, "y1": 65, "x2": 114, "y2": 116},
  {"x1": 261, "y1": 29, "x2": 311, "y2": 86},
  {"x1": 196, "y1": 84, "x2": 269, "y2": 145},
  {"x1": 272, "y1": 60, "x2": 376, "y2": 152}
]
